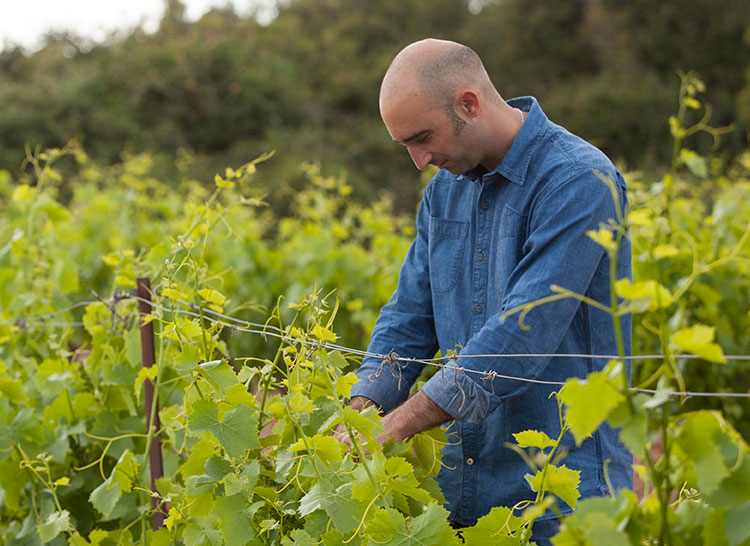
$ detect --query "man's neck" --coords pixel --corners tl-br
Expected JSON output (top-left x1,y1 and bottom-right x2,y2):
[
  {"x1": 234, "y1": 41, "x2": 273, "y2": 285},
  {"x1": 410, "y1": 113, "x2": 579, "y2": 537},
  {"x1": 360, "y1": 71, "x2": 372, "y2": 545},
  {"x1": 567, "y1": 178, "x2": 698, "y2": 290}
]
[{"x1": 480, "y1": 106, "x2": 525, "y2": 172}]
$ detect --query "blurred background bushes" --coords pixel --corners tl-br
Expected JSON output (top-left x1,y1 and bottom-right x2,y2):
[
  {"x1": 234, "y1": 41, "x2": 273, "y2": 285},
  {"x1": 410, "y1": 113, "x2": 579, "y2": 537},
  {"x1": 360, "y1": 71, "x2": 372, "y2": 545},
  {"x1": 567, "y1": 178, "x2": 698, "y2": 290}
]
[{"x1": 0, "y1": 0, "x2": 748, "y2": 212}]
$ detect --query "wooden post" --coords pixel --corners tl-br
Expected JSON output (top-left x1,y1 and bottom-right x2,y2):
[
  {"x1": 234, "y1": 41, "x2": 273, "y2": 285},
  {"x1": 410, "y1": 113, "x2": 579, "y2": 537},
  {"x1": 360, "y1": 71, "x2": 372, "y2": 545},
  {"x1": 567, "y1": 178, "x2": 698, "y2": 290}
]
[{"x1": 137, "y1": 277, "x2": 166, "y2": 530}]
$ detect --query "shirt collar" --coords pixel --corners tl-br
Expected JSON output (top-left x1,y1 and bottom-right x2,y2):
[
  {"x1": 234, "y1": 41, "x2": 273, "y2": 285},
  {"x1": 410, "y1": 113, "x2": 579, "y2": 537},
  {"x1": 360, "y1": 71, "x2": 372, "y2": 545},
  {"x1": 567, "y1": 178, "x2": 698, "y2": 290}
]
[{"x1": 456, "y1": 96, "x2": 546, "y2": 186}]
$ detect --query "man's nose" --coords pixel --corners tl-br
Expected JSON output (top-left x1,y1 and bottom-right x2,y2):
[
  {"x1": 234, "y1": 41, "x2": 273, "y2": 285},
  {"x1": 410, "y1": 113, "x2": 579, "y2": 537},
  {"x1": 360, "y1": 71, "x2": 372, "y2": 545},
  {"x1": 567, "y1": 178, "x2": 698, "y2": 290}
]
[{"x1": 407, "y1": 146, "x2": 432, "y2": 170}]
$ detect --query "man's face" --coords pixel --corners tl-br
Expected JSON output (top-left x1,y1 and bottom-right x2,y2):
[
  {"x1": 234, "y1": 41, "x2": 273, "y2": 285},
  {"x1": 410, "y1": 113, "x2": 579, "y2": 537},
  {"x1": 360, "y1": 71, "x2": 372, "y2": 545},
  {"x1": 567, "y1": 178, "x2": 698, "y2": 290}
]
[{"x1": 381, "y1": 90, "x2": 480, "y2": 175}]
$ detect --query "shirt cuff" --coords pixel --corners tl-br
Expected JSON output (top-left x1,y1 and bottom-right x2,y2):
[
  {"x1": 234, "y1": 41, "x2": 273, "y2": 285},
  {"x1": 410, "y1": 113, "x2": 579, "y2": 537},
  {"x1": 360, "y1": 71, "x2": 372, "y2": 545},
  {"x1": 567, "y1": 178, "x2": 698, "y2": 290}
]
[
  {"x1": 420, "y1": 367, "x2": 502, "y2": 424},
  {"x1": 349, "y1": 357, "x2": 413, "y2": 412}
]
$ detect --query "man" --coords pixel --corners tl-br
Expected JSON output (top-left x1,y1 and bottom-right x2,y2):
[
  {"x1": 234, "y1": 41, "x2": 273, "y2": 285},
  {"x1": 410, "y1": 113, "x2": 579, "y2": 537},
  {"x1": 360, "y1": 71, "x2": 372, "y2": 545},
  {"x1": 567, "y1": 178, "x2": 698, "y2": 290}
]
[{"x1": 341, "y1": 38, "x2": 633, "y2": 542}]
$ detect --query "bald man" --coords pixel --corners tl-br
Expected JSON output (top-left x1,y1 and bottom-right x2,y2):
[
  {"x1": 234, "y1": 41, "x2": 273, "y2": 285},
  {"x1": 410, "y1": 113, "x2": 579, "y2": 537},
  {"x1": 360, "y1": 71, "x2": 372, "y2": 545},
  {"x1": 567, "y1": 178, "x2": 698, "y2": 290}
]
[{"x1": 345, "y1": 39, "x2": 633, "y2": 542}]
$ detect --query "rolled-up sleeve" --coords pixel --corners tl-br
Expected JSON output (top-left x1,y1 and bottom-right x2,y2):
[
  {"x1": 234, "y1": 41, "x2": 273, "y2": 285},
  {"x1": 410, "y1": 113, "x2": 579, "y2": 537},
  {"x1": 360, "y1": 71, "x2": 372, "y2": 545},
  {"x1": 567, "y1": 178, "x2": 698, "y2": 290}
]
[
  {"x1": 420, "y1": 170, "x2": 627, "y2": 423},
  {"x1": 349, "y1": 185, "x2": 440, "y2": 412}
]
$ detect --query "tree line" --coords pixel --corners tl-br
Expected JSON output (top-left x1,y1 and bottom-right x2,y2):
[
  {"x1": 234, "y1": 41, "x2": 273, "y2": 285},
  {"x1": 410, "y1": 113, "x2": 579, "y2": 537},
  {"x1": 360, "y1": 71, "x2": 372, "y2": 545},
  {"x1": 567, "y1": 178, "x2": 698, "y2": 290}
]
[{"x1": 0, "y1": 0, "x2": 748, "y2": 208}]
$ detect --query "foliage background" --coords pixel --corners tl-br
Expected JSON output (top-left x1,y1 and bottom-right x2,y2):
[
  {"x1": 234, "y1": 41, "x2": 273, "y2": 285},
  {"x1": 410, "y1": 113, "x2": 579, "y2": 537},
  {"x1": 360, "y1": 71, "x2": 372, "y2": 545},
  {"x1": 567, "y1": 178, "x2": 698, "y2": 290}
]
[
  {"x1": 1, "y1": 1, "x2": 750, "y2": 544},
  {"x1": 1, "y1": 0, "x2": 749, "y2": 210}
]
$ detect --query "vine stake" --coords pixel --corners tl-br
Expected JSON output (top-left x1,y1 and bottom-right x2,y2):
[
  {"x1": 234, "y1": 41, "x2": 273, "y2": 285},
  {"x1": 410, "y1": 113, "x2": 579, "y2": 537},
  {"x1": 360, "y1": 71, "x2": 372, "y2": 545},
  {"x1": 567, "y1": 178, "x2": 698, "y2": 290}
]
[{"x1": 137, "y1": 277, "x2": 166, "y2": 530}]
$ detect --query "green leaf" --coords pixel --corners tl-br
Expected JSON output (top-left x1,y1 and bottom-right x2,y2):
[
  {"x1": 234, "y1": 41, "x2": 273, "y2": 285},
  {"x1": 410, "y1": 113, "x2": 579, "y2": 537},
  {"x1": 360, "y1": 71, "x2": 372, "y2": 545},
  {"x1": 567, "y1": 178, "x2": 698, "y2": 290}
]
[
  {"x1": 188, "y1": 399, "x2": 260, "y2": 458},
  {"x1": 174, "y1": 344, "x2": 202, "y2": 372},
  {"x1": 288, "y1": 390, "x2": 314, "y2": 413},
  {"x1": 513, "y1": 430, "x2": 556, "y2": 450},
  {"x1": 680, "y1": 149, "x2": 708, "y2": 178},
  {"x1": 198, "y1": 288, "x2": 226, "y2": 306},
  {"x1": 703, "y1": 508, "x2": 728, "y2": 546},
  {"x1": 134, "y1": 365, "x2": 158, "y2": 398},
  {"x1": 351, "y1": 453, "x2": 433, "y2": 505},
  {"x1": 652, "y1": 244, "x2": 679, "y2": 259},
  {"x1": 289, "y1": 434, "x2": 343, "y2": 466},
  {"x1": 179, "y1": 433, "x2": 218, "y2": 478},
  {"x1": 162, "y1": 287, "x2": 187, "y2": 301},
  {"x1": 723, "y1": 501, "x2": 750, "y2": 546},
  {"x1": 586, "y1": 227, "x2": 616, "y2": 251},
  {"x1": 214, "y1": 174, "x2": 235, "y2": 188},
  {"x1": 89, "y1": 478, "x2": 120, "y2": 519},
  {"x1": 38, "y1": 510, "x2": 70, "y2": 543},
  {"x1": 615, "y1": 279, "x2": 672, "y2": 311},
  {"x1": 525, "y1": 464, "x2": 581, "y2": 509},
  {"x1": 114, "y1": 450, "x2": 138, "y2": 493},
  {"x1": 460, "y1": 506, "x2": 524, "y2": 545},
  {"x1": 89, "y1": 450, "x2": 138, "y2": 518},
  {"x1": 412, "y1": 427, "x2": 447, "y2": 479},
  {"x1": 205, "y1": 455, "x2": 233, "y2": 481},
  {"x1": 224, "y1": 383, "x2": 257, "y2": 409},
  {"x1": 336, "y1": 406, "x2": 384, "y2": 444},
  {"x1": 183, "y1": 524, "x2": 223, "y2": 546},
  {"x1": 365, "y1": 503, "x2": 461, "y2": 545},
  {"x1": 675, "y1": 412, "x2": 730, "y2": 495},
  {"x1": 213, "y1": 494, "x2": 255, "y2": 545},
  {"x1": 559, "y1": 362, "x2": 625, "y2": 445},
  {"x1": 0, "y1": 458, "x2": 27, "y2": 510},
  {"x1": 299, "y1": 480, "x2": 363, "y2": 534},
  {"x1": 179, "y1": 320, "x2": 204, "y2": 339},
  {"x1": 311, "y1": 324, "x2": 337, "y2": 343},
  {"x1": 672, "y1": 324, "x2": 726, "y2": 363},
  {"x1": 335, "y1": 372, "x2": 360, "y2": 398},
  {"x1": 553, "y1": 512, "x2": 630, "y2": 546},
  {"x1": 222, "y1": 472, "x2": 251, "y2": 496},
  {"x1": 0, "y1": 376, "x2": 26, "y2": 404},
  {"x1": 198, "y1": 359, "x2": 239, "y2": 395}
]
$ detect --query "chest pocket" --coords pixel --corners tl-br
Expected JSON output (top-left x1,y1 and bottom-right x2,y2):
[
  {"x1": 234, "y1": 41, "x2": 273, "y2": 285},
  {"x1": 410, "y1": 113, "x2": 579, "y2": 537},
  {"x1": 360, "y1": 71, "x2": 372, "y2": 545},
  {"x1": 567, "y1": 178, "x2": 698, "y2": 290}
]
[
  {"x1": 496, "y1": 205, "x2": 528, "y2": 290},
  {"x1": 428, "y1": 217, "x2": 469, "y2": 293}
]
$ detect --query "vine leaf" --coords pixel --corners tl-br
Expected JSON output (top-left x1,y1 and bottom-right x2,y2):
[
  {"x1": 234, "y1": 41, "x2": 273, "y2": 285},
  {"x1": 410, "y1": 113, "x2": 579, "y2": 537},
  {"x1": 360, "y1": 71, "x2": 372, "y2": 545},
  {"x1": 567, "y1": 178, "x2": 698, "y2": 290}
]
[
  {"x1": 89, "y1": 450, "x2": 139, "y2": 518},
  {"x1": 559, "y1": 362, "x2": 624, "y2": 445},
  {"x1": 724, "y1": 501, "x2": 750, "y2": 546},
  {"x1": 365, "y1": 502, "x2": 461, "y2": 545},
  {"x1": 525, "y1": 464, "x2": 581, "y2": 509},
  {"x1": 298, "y1": 480, "x2": 363, "y2": 534},
  {"x1": 615, "y1": 279, "x2": 673, "y2": 311},
  {"x1": 213, "y1": 494, "x2": 261, "y2": 545},
  {"x1": 460, "y1": 506, "x2": 524, "y2": 545},
  {"x1": 179, "y1": 432, "x2": 218, "y2": 478},
  {"x1": 674, "y1": 412, "x2": 730, "y2": 495},
  {"x1": 198, "y1": 359, "x2": 240, "y2": 396},
  {"x1": 289, "y1": 434, "x2": 344, "y2": 466},
  {"x1": 671, "y1": 324, "x2": 726, "y2": 363},
  {"x1": 334, "y1": 372, "x2": 359, "y2": 398},
  {"x1": 351, "y1": 453, "x2": 434, "y2": 505},
  {"x1": 335, "y1": 406, "x2": 384, "y2": 444},
  {"x1": 188, "y1": 399, "x2": 260, "y2": 458},
  {"x1": 38, "y1": 510, "x2": 70, "y2": 543},
  {"x1": 513, "y1": 430, "x2": 556, "y2": 450}
]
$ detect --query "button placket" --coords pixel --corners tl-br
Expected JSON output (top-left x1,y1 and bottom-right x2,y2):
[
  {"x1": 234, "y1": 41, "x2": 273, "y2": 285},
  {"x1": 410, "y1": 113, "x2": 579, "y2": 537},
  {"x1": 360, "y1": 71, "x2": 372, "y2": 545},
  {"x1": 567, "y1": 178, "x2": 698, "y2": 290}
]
[{"x1": 472, "y1": 188, "x2": 491, "y2": 331}]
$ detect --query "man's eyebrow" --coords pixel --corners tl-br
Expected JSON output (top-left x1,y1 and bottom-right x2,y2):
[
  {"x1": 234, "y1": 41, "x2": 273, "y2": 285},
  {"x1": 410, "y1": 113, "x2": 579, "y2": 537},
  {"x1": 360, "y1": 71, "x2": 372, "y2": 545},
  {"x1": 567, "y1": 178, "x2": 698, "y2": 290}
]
[{"x1": 394, "y1": 130, "x2": 430, "y2": 144}]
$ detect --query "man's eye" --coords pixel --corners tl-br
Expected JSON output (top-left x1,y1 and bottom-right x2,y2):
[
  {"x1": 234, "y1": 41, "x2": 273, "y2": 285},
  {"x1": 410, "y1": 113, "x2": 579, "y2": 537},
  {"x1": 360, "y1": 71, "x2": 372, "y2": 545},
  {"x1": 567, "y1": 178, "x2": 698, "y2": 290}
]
[{"x1": 417, "y1": 135, "x2": 430, "y2": 144}]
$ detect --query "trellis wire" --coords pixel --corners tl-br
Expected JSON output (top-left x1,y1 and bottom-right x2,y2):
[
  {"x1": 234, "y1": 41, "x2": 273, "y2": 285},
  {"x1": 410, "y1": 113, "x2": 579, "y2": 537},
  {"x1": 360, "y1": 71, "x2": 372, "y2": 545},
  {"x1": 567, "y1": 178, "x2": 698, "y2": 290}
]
[{"x1": 3, "y1": 293, "x2": 750, "y2": 399}]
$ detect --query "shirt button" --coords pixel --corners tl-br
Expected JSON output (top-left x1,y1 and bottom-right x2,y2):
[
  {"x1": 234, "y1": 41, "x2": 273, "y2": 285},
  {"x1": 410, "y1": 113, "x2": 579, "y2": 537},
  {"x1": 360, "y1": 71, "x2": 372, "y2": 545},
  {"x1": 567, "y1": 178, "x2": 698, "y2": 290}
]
[
  {"x1": 466, "y1": 457, "x2": 474, "y2": 466},
  {"x1": 474, "y1": 305, "x2": 482, "y2": 314},
  {"x1": 480, "y1": 201, "x2": 489, "y2": 211},
  {"x1": 477, "y1": 252, "x2": 484, "y2": 262}
]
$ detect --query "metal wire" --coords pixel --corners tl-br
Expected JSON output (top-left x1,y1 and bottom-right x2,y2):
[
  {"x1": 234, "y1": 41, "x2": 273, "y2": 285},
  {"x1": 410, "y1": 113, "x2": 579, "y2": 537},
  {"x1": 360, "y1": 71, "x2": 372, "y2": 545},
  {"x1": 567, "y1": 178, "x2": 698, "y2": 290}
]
[{"x1": 2, "y1": 294, "x2": 749, "y2": 399}]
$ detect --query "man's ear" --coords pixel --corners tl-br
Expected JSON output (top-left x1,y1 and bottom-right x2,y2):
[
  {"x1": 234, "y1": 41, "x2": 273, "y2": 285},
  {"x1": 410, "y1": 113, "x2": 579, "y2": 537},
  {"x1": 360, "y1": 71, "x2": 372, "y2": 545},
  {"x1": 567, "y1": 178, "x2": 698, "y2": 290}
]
[{"x1": 457, "y1": 90, "x2": 480, "y2": 119}]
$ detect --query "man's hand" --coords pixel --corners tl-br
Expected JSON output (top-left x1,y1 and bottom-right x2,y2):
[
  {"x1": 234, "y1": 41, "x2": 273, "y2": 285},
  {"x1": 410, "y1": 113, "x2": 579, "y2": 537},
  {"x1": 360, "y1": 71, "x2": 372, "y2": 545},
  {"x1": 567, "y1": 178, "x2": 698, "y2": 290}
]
[
  {"x1": 332, "y1": 396, "x2": 377, "y2": 450},
  {"x1": 380, "y1": 391, "x2": 452, "y2": 442},
  {"x1": 333, "y1": 392, "x2": 452, "y2": 451}
]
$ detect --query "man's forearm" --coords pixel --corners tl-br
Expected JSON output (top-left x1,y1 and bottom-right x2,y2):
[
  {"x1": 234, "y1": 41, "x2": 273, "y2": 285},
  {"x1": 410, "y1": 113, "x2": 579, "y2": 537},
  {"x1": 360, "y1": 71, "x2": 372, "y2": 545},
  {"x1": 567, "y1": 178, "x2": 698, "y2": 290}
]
[
  {"x1": 381, "y1": 391, "x2": 452, "y2": 442},
  {"x1": 349, "y1": 395, "x2": 378, "y2": 412}
]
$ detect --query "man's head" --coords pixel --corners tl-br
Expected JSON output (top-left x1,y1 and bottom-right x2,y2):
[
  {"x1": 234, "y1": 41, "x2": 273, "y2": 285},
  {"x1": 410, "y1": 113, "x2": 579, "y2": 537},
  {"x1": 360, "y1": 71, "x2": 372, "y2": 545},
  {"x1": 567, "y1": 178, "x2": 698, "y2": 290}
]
[{"x1": 380, "y1": 39, "x2": 513, "y2": 174}]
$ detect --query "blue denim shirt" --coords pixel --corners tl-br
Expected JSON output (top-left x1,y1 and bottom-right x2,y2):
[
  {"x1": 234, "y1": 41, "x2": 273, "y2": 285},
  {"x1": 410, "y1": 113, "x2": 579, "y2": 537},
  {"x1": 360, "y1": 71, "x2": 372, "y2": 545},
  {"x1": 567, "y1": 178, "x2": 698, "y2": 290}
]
[{"x1": 350, "y1": 96, "x2": 633, "y2": 525}]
